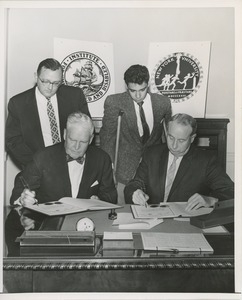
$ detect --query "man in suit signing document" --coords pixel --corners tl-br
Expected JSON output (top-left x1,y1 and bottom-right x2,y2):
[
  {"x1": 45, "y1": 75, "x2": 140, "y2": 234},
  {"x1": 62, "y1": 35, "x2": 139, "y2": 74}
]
[
  {"x1": 10, "y1": 112, "x2": 117, "y2": 206},
  {"x1": 124, "y1": 113, "x2": 234, "y2": 211}
]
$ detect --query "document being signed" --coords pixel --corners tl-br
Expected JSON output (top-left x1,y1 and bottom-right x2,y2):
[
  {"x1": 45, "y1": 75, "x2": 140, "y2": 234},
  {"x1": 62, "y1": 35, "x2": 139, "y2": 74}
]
[
  {"x1": 131, "y1": 202, "x2": 213, "y2": 219},
  {"x1": 24, "y1": 197, "x2": 121, "y2": 216}
]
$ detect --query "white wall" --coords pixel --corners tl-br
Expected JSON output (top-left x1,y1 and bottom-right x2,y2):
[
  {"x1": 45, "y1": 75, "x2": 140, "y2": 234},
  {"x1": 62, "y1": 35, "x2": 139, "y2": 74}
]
[{"x1": 5, "y1": 6, "x2": 235, "y2": 203}]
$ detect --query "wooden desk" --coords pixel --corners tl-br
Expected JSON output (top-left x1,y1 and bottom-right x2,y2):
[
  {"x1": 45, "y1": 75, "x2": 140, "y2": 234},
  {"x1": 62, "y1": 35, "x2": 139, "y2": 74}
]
[{"x1": 3, "y1": 206, "x2": 234, "y2": 293}]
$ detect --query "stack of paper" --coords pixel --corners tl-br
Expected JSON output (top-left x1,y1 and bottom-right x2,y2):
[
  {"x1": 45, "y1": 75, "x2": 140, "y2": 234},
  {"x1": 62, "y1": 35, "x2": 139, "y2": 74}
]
[
  {"x1": 141, "y1": 232, "x2": 214, "y2": 253},
  {"x1": 102, "y1": 232, "x2": 134, "y2": 256},
  {"x1": 112, "y1": 212, "x2": 163, "y2": 229}
]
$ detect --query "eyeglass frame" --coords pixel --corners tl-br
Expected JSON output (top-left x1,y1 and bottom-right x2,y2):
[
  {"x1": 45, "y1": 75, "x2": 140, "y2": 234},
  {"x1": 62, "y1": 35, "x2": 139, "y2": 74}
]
[{"x1": 38, "y1": 77, "x2": 62, "y2": 87}]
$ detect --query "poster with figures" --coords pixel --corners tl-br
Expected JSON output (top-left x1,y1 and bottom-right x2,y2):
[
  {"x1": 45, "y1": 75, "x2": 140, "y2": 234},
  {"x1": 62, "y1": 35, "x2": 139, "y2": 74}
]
[
  {"x1": 148, "y1": 42, "x2": 211, "y2": 117},
  {"x1": 54, "y1": 38, "x2": 115, "y2": 117}
]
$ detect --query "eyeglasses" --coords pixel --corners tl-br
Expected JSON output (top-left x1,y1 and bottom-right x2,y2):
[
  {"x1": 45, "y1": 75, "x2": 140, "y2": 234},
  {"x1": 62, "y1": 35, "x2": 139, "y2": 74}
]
[{"x1": 38, "y1": 77, "x2": 62, "y2": 87}]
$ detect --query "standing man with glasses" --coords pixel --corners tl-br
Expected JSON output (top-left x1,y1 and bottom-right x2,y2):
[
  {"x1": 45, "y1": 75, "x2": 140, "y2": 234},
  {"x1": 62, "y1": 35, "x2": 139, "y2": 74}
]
[
  {"x1": 100, "y1": 64, "x2": 171, "y2": 203},
  {"x1": 6, "y1": 58, "x2": 90, "y2": 169}
]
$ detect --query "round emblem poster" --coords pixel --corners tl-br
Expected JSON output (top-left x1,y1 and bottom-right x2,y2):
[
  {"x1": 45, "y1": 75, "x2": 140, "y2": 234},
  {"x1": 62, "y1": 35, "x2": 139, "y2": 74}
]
[
  {"x1": 61, "y1": 51, "x2": 111, "y2": 103},
  {"x1": 151, "y1": 52, "x2": 203, "y2": 103}
]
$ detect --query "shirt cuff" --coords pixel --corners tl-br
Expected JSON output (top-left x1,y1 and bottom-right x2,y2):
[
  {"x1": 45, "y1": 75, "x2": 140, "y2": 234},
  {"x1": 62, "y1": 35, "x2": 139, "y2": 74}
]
[{"x1": 13, "y1": 197, "x2": 22, "y2": 206}]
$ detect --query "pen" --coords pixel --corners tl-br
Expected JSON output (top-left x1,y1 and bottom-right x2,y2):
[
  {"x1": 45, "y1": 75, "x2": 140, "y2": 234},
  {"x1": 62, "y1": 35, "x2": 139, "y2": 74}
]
[
  {"x1": 155, "y1": 247, "x2": 179, "y2": 254},
  {"x1": 149, "y1": 204, "x2": 168, "y2": 208},
  {"x1": 19, "y1": 175, "x2": 30, "y2": 190},
  {"x1": 19, "y1": 175, "x2": 38, "y2": 205}
]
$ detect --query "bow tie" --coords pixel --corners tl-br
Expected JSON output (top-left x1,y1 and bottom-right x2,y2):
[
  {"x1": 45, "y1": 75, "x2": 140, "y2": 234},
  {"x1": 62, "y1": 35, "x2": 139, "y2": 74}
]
[{"x1": 66, "y1": 154, "x2": 85, "y2": 164}]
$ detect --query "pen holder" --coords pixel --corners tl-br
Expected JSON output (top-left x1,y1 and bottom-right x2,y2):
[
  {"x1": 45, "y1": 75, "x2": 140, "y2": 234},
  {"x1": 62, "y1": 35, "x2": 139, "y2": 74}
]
[{"x1": 108, "y1": 209, "x2": 117, "y2": 220}]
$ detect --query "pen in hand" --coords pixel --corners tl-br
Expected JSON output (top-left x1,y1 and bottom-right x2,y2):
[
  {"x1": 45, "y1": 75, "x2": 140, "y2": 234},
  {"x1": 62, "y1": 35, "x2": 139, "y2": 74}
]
[{"x1": 19, "y1": 175, "x2": 38, "y2": 206}]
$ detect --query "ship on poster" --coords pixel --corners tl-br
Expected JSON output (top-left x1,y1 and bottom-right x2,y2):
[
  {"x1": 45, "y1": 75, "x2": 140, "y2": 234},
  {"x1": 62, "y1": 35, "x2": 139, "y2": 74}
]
[
  {"x1": 54, "y1": 38, "x2": 115, "y2": 117},
  {"x1": 148, "y1": 42, "x2": 211, "y2": 117},
  {"x1": 61, "y1": 51, "x2": 111, "y2": 103}
]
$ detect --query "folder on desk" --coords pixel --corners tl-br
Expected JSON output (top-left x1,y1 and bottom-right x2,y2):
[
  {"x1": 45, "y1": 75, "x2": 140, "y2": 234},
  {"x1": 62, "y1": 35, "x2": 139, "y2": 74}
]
[
  {"x1": 131, "y1": 202, "x2": 213, "y2": 219},
  {"x1": 17, "y1": 230, "x2": 96, "y2": 256},
  {"x1": 141, "y1": 232, "x2": 214, "y2": 253},
  {"x1": 24, "y1": 197, "x2": 121, "y2": 216},
  {"x1": 190, "y1": 199, "x2": 234, "y2": 229},
  {"x1": 102, "y1": 232, "x2": 134, "y2": 257}
]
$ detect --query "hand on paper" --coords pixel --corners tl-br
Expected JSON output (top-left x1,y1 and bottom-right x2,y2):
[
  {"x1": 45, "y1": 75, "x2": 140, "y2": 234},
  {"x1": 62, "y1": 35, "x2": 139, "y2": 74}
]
[
  {"x1": 185, "y1": 193, "x2": 218, "y2": 211},
  {"x1": 132, "y1": 189, "x2": 149, "y2": 206},
  {"x1": 20, "y1": 214, "x2": 35, "y2": 230},
  {"x1": 19, "y1": 188, "x2": 37, "y2": 207},
  {"x1": 90, "y1": 195, "x2": 100, "y2": 200}
]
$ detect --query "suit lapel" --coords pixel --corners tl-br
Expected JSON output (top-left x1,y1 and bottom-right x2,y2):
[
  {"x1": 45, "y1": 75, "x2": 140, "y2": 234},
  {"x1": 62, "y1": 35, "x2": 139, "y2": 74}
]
[
  {"x1": 150, "y1": 94, "x2": 158, "y2": 128},
  {"x1": 56, "y1": 89, "x2": 65, "y2": 137},
  {"x1": 77, "y1": 148, "x2": 93, "y2": 197},
  {"x1": 142, "y1": 93, "x2": 163, "y2": 145},
  {"x1": 124, "y1": 93, "x2": 142, "y2": 144},
  {"x1": 57, "y1": 147, "x2": 72, "y2": 196},
  {"x1": 159, "y1": 147, "x2": 169, "y2": 199},
  {"x1": 168, "y1": 147, "x2": 194, "y2": 199},
  {"x1": 150, "y1": 94, "x2": 164, "y2": 137},
  {"x1": 25, "y1": 87, "x2": 45, "y2": 148}
]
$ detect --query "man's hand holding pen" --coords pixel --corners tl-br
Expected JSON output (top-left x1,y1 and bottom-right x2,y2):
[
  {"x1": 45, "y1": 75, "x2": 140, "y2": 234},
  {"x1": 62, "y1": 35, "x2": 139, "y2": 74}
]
[
  {"x1": 19, "y1": 175, "x2": 38, "y2": 206},
  {"x1": 20, "y1": 189, "x2": 38, "y2": 207},
  {"x1": 132, "y1": 190, "x2": 218, "y2": 211},
  {"x1": 132, "y1": 189, "x2": 149, "y2": 207}
]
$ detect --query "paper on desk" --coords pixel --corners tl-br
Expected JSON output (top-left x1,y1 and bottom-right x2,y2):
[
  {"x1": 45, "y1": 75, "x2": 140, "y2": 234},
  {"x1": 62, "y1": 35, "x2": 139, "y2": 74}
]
[
  {"x1": 112, "y1": 212, "x2": 163, "y2": 229},
  {"x1": 131, "y1": 202, "x2": 213, "y2": 219},
  {"x1": 103, "y1": 231, "x2": 133, "y2": 240},
  {"x1": 174, "y1": 217, "x2": 190, "y2": 222},
  {"x1": 141, "y1": 232, "x2": 214, "y2": 252},
  {"x1": 202, "y1": 226, "x2": 228, "y2": 233},
  {"x1": 24, "y1": 197, "x2": 121, "y2": 216}
]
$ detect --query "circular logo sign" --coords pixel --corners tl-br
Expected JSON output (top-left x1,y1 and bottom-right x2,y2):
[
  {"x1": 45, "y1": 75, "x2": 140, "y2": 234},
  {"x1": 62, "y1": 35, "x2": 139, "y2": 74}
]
[
  {"x1": 61, "y1": 51, "x2": 111, "y2": 103},
  {"x1": 151, "y1": 52, "x2": 203, "y2": 103}
]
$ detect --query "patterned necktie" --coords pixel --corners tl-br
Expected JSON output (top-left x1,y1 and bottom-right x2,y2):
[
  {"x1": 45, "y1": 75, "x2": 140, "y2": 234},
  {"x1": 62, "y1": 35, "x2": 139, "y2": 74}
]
[
  {"x1": 164, "y1": 156, "x2": 178, "y2": 202},
  {"x1": 66, "y1": 154, "x2": 85, "y2": 164},
  {"x1": 137, "y1": 101, "x2": 150, "y2": 144},
  {"x1": 46, "y1": 97, "x2": 61, "y2": 144}
]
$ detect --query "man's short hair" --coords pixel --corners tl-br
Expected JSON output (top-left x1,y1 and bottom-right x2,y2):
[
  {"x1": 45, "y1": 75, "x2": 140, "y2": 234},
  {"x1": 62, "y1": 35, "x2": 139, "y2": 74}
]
[
  {"x1": 67, "y1": 112, "x2": 94, "y2": 136},
  {"x1": 37, "y1": 58, "x2": 62, "y2": 76},
  {"x1": 124, "y1": 64, "x2": 150, "y2": 85},
  {"x1": 167, "y1": 113, "x2": 197, "y2": 135}
]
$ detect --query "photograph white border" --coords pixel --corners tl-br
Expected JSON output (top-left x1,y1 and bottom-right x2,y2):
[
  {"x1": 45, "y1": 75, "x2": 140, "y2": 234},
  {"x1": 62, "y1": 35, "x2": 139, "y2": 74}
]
[{"x1": 0, "y1": 0, "x2": 241, "y2": 299}]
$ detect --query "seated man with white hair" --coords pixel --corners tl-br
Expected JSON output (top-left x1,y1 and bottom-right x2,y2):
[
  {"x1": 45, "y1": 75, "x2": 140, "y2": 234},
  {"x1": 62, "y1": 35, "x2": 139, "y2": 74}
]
[{"x1": 10, "y1": 111, "x2": 117, "y2": 207}]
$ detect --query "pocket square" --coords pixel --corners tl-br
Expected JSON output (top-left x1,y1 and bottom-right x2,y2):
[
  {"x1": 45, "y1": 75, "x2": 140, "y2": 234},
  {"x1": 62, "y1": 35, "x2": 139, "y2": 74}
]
[{"x1": 91, "y1": 180, "x2": 99, "y2": 187}]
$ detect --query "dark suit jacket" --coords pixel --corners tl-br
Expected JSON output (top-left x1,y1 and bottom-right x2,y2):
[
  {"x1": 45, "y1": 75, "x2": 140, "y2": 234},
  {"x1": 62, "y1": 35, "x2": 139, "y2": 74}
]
[
  {"x1": 6, "y1": 85, "x2": 90, "y2": 168},
  {"x1": 99, "y1": 91, "x2": 172, "y2": 184},
  {"x1": 10, "y1": 143, "x2": 117, "y2": 205},
  {"x1": 124, "y1": 144, "x2": 234, "y2": 204}
]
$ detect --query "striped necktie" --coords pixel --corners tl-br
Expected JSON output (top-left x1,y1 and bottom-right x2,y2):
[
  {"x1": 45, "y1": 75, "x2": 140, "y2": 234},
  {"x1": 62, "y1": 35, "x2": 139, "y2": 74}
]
[
  {"x1": 137, "y1": 101, "x2": 150, "y2": 144},
  {"x1": 46, "y1": 97, "x2": 61, "y2": 144},
  {"x1": 164, "y1": 156, "x2": 178, "y2": 202}
]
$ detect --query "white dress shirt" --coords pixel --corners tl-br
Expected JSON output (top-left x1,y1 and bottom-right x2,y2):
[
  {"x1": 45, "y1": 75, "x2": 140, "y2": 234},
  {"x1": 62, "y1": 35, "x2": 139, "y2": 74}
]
[
  {"x1": 67, "y1": 159, "x2": 85, "y2": 198},
  {"x1": 133, "y1": 93, "x2": 154, "y2": 137},
  {"x1": 35, "y1": 87, "x2": 61, "y2": 147},
  {"x1": 165, "y1": 152, "x2": 183, "y2": 187}
]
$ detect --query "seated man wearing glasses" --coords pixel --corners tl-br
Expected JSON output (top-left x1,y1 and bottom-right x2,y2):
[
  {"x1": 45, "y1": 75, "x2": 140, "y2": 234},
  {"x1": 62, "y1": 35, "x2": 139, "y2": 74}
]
[{"x1": 5, "y1": 58, "x2": 90, "y2": 169}]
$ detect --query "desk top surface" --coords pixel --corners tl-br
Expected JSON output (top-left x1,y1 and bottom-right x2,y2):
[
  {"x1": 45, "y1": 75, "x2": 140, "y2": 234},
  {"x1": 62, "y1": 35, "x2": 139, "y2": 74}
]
[
  {"x1": 5, "y1": 205, "x2": 234, "y2": 258},
  {"x1": 60, "y1": 205, "x2": 225, "y2": 234}
]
